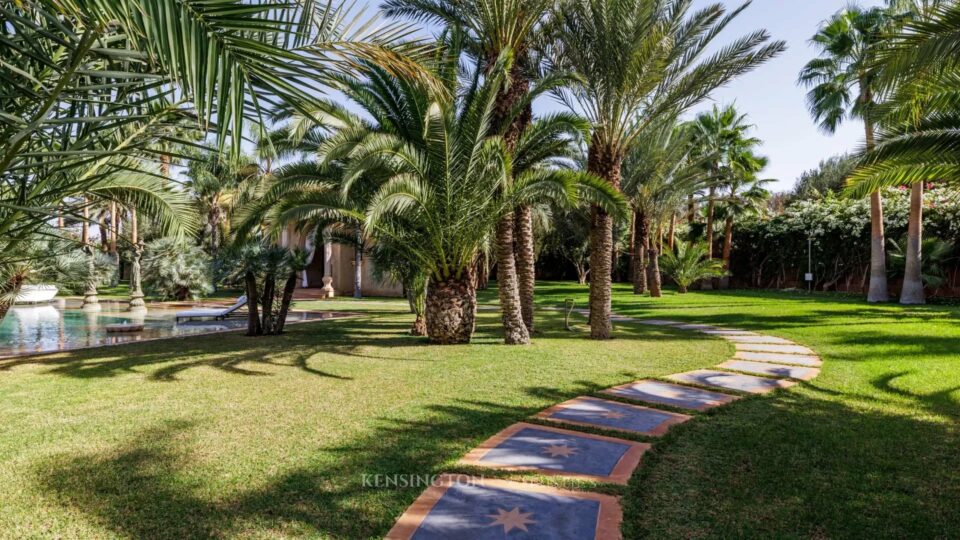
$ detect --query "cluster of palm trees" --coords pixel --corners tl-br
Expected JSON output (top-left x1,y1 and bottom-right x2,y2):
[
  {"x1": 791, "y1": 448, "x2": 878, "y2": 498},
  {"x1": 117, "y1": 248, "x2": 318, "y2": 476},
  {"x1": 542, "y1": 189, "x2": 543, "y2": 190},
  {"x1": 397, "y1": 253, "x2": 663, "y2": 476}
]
[
  {"x1": 1, "y1": 0, "x2": 787, "y2": 343},
  {"x1": 803, "y1": 0, "x2": 960, "y2": 305}
]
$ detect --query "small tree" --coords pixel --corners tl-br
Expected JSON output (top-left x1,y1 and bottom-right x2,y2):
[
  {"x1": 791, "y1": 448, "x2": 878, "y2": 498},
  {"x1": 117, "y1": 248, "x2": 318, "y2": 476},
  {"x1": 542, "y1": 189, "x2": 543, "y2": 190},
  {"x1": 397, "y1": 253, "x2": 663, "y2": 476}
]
[
  {"x1": 661, "y1": 242, "x2": 726, "y2": 294},
  {"x1": 232, "y1": 242, "x2": 308, "y2": 337},
  {"x1": 142, "y1": 238, "x2": 213, "y2": 301}
]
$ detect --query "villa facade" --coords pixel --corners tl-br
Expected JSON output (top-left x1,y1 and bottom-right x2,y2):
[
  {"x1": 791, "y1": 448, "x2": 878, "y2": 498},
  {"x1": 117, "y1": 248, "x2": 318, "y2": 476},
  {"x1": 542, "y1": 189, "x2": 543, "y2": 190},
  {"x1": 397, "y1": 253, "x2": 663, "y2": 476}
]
[{"x1": 280, "y1": 226, "x2": 403, "y2": 298}]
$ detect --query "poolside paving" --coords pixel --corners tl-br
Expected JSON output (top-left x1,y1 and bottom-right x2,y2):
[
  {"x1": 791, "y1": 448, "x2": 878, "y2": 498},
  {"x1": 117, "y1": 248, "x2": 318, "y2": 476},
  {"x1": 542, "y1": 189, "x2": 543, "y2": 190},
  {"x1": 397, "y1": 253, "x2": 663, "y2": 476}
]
[
  {"x1": 385, "y1": 475, "x2": 622, "y2": 540},
  {"x1": 718, "y1": 360, "x2": 820, "y2": 381},
  {"x1": 388, "y1": 313, "x2": 824, "y2": 539},
  {"x1": 601, "y1": 380, "x2": 741, "y2": 411},
  {"x1": 667, "y1": 369, "x2": 797, "y2": 394},
  {"x1": 461, "y1": 423, "x2": 649, "y2": 484},
  {"x1": 534, "y1": 396, "x2": 692, "y2": 436},
  {"x1": 733, "y1": 350, "x2": 822, "y2": 367}
]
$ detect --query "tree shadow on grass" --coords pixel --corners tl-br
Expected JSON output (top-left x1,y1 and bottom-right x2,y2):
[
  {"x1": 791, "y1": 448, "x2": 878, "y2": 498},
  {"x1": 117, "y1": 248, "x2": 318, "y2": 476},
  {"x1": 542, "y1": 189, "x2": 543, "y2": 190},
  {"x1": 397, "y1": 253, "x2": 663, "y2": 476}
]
[
  {"x1": 626, "y1": 387, "x2": 960, "y2": 539},
  {"x1": 33, "y1": 399, "x2": 543, "y2": 539}
]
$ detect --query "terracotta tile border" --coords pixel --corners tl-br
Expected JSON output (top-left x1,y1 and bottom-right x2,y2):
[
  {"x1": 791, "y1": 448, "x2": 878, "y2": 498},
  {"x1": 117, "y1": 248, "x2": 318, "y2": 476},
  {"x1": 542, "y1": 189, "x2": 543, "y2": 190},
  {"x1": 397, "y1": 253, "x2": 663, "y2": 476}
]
[
  {"x1": 384, "y1": 474, "x2": 623, "y2": 540},
  {"x1": 532, "y1": 396, "x2": 692, "y2": 437},
  {"x1": 460, "y1": 422, "x2": 650, "y2": 485}
]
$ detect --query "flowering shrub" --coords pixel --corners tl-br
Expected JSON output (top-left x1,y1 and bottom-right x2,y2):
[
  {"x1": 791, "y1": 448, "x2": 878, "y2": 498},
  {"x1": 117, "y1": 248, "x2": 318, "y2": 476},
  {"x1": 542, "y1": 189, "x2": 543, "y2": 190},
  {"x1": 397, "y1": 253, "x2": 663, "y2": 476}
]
[{"x1": 729, "y1": 186, "x2": 960, "y2": 292}]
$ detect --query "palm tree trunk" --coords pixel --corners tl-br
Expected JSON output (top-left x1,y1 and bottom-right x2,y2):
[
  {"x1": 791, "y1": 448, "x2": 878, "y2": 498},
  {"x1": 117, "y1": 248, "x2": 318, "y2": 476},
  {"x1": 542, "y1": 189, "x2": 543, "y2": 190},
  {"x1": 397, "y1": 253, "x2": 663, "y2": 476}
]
[
  {"x1": 245, "y1": 271, "x2": 262, "y2": 336},
  {"x1": 261, "y1": 272, "x2": 276, "y2": 333},
  {"x1": 491, "y1": 60, "x2": 532, "y2": 345},
  {"x1": 702, "y1": 186, "x2": 716, "y2": 290},
  {"x1": 687, "y1": 194, "x2": 696, "y2": 225},
  {"x1": 425, "y1": 271, "x2": 476, "y2": 345},
  {"x1": 649, "y1": 241, "x2": 662, "y2": 298},
  {"x1": 81, "y1": 201, "x2": 99, "y2": 311},
  {"x1": 720, "y1": 216, "x2": 734, "y2": 289},
  {"x1": 587, "y1": 141, "x2": 621, "y2": 340},
  {"x1": 514, "y1": 204, "x2": 536, "y2": 333},
  {"x1": 864, "y1": 118, "x2": 889, "y2": 303},
  {"x1": 274, "y1": 271, "x2": 298, "y2": 334},
  {"x1": 496, "y1": 213, "x2": 530, "y2": 344},
  {"x1": 476, "y1": 253, "x2": 489, "y2": 290},
  {"x1": 632, "y1": 210, "x2": 649, "y2": 294},
  {"x1": 901, "y1": 182, "x2": 925, "y2": 304},
  {"x1": 668, "y1": 213, "x2": 676, "y2": 249},
  {"x1": 353, "y1": 231, "x2": 363, "y2": 299}
]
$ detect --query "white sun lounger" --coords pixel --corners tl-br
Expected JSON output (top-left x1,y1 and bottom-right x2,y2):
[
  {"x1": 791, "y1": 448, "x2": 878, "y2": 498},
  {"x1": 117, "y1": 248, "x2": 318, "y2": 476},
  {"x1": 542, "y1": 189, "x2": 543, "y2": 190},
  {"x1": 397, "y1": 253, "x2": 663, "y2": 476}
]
[{"x1": 175, "y1": 296, "x2": 247, "y2": 323}]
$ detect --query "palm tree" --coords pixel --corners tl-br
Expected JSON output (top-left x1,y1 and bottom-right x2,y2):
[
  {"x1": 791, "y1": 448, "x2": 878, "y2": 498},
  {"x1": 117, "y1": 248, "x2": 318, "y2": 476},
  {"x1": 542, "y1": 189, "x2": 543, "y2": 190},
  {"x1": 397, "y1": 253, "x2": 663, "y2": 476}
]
[
  {"x1": 799, "y1": 4, "x2": 912, "y2": 302},
  {"x1": 383, "y1": 0, "x2": 555, "y2": 341},
  {"x1": 846, "y1": 0, "x2": 951, "y2": 305},
  {"x1": 622, "y1": 123, "x2": 706, "y2": 297},
  {"x1": 341, "y1": 52, "x2": 619, "y2": 344},
  {"x1": 716, "y1": 150, "x2": 772, "y2": 288},
  {"x1": 552, "y1": 0, "x2": 784, "y2": 338},
  {"x1": 691, "y1": 105, "x2": 760, "y2": 288},
  {"x1": 661, "y1": 242, "x2": 726, "y2": 293},
  {"x1": 0, "y1": 0, "x2": 423, "y2": 312}
]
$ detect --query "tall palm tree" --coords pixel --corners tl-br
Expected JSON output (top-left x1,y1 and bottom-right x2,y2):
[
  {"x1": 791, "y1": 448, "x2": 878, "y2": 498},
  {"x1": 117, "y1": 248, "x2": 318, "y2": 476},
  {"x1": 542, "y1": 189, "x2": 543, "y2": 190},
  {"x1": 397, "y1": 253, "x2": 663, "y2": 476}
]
[
  {"x1": 622, "y1": 123, "x2": 706, "y2": 297},
  {"x1": 382, "y1": 0, "x2": 555, "y2": 341},
  {"x1": 691, "y1": 105, "x2": 760, "y2": 288},
  {"x1": 847, "y1": 0, "x2": 949, "y2": 305},
  {"x1": 552, "y1": 0, "x2": 784, "y2": 338},
  {"x1": 799, "y1": 3, "x2": 911, "y2": 302},
  {"x1": 716, "y1": 150, "x2": 771, "y2": 288}
]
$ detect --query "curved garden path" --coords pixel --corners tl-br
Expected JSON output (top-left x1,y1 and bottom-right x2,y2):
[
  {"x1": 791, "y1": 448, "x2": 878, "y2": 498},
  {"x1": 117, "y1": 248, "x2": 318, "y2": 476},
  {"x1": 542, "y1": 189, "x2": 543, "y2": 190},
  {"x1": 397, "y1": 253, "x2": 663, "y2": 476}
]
[{"x1": 386, "y1": 313, "x2": 821, "y2": 539}]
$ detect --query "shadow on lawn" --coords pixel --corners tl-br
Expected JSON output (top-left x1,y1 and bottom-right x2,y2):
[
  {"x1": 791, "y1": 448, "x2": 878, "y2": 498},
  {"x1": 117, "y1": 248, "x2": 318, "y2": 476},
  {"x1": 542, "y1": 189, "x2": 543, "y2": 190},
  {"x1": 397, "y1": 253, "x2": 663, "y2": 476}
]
[
  {"x1": 626, "y1": 387, "x2": 960, "y2": 539},
  {"x1": 33, "y1": 380, "x2": 960, "y2": 538},
  {"x1": 33, "y1": 398, "x2": 545, "y2": 538}
]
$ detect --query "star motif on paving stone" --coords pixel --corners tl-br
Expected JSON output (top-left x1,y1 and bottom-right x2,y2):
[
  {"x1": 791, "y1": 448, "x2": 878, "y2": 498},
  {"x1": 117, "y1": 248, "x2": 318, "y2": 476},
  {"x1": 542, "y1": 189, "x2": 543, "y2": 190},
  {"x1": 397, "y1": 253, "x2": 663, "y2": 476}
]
[
  {"x1": 487, "y1": 506, "x2": 537, "y2": 533},
  {"x1": 541, "y1": 443, "x2": 578, "y2": 458}
]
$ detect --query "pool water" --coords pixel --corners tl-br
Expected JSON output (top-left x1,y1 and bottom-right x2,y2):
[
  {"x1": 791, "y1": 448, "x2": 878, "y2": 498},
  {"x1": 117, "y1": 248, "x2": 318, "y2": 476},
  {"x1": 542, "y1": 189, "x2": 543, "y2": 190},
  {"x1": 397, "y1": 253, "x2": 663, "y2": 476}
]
[{"x1": 0, "y1": 300, "x2": 342, "y2": 358}]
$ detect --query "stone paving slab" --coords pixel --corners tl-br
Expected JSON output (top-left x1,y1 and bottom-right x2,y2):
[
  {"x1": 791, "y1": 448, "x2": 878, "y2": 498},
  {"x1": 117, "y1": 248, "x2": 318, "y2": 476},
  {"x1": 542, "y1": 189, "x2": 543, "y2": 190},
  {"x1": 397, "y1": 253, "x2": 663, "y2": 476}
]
[
  {"x1": 675, "y1": 323, "x2": 718, "y2": 331},
  {"x1": 718, "y1": 360, "x2": 820, "y2": 381},
  {"x1": 735, "y1": 343, "x2": 816, "y2": 355},
  {"x1": 461, "y1": 423, "x2": 649, "y2": 484},
  {"x1": 635, "y1": 319, "x2": 683, "y2": 326},
  {"x1": 722, "y1": 335, "x2": 796, "y2": 345},
  {"x1": 601, "y1": 380, "x2": 741, "y2": 411},
  {"x1": 385, "y1": 474, "x2": 622, "y2": 539},
  {"x1": 534, "y1": 396, "x2": 692, "y2": 437},
  {"x1": 700, "y1": 329, "x2": 760, "y2": 336},
  {"x1": 667, "y1": 370, "x2": 797, "y2": 394},
  {"x1": 733, "y1": 350, "x2": 822, "y2": 366}
]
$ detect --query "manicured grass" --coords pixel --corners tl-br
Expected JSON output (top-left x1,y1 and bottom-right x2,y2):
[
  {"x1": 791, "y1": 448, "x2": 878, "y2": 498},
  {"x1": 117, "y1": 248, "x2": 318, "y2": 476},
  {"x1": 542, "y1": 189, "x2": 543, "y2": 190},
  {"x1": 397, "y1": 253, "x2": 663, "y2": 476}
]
[
  {"x1": 1, "y1": 284, "x2": 957, "y2": 538},
  {"x1": 525, "y1": 283, "x2": 960, "y2": 538},
  {"x1": 0, "y1": 294, "x2": 725, "y2": 538}
]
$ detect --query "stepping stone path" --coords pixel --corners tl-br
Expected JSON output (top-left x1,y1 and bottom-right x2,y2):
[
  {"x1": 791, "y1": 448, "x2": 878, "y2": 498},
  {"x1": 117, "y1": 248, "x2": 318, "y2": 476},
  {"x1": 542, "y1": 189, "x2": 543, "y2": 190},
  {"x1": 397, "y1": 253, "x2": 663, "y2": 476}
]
[{"x1": 388, "y1": 314, "x2": 822, "y2": 539}]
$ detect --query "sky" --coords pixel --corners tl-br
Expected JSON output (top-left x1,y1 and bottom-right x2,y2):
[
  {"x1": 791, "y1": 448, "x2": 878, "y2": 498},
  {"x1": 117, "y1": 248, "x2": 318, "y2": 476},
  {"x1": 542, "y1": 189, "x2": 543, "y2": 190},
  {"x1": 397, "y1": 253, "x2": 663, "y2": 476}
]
[{"x1": 355, "y1": 0, "x2": 886, "y2": 193}]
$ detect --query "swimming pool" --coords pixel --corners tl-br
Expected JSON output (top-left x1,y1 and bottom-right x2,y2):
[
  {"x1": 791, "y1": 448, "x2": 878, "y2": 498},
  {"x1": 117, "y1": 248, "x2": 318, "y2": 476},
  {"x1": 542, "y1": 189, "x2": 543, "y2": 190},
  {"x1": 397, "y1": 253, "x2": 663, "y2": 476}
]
[{"x1": 0, "y1": 300, "x2": 345, "y2": 358}]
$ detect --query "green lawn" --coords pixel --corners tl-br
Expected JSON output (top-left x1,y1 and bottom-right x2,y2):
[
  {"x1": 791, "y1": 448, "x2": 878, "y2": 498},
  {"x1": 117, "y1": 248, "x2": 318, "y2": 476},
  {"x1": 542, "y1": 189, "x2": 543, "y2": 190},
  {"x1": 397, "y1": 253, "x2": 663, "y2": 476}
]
[{"x1": 0, "y1": 284, "x2": 957, "y2": 538}]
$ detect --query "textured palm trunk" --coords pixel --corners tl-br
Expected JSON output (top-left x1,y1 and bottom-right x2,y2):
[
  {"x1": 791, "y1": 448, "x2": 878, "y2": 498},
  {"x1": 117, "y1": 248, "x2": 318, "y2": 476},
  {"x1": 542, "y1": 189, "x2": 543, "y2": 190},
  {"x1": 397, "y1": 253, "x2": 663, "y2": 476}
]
[
  {"x1": 687, "y1": 194, "x2": 696, "y2": 225},
  {"x1": 632, "y1": 210, "x2": 648, "y2": 295},
  {"x1": 668, "y1": 213, "x2": 676, "y2": 250},
  {"x1": 648, "y1": 242, "x2": 662, "y2": 298},
  {"x1": 862, "y1": 90, "x2": 888, "y2": 303},
  {"x1": 261, "y1": 272, "x2": 276, "y2": 334},
  {"x1": 245, "y1": 270, "x2": 262, "y2": 336},
  {"x1": 514, "y1": 204, "x2": 535, "y2": 333},
  {"x1": 720, "y1": 216, "x2": 734, "y2": 289},
  {"x1": 272, "y1": 272, "x2": 298, "y2": 335},
  {"x1": 587, "y1": 141, "x2": 621, "y2": 340},
  {"x1": 901, "y1": 182, "x2": 925, "y2": 304},
  {"x1": 476, "y1": 253, "x2": 489, "y2": 290},
  {"x1": 491, "y1": 59, "x2": 532, "y2": 345},
  {"x1": 702, "y1": 186, "x2": 716, "y2": 290},
  {"x1": 425, "y1": 272, "x2": 476, "y2": 345},
  {"x1": 0, "y1": 274, "x2": 25, "y2": 323},
  {"x1": 496, "y1": 213, "x2": 530, "y2": 344}
]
